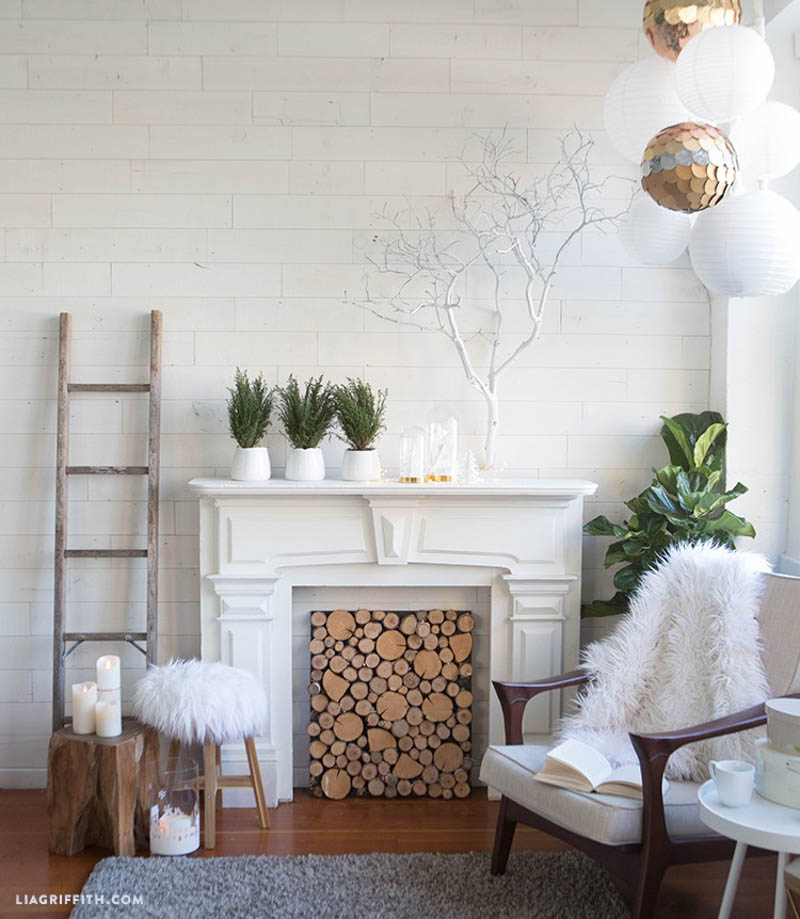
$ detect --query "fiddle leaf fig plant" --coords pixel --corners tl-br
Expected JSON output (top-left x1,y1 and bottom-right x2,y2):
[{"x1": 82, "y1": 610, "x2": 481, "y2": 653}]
[{"x1": 582, "y1": 411, "x2": 755, "y2": 618}]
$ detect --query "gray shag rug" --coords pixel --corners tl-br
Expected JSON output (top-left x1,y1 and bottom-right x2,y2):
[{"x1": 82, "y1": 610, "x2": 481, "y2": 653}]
[{"x1": 71, "y1": 850, "x2": 629, "y2": 919}]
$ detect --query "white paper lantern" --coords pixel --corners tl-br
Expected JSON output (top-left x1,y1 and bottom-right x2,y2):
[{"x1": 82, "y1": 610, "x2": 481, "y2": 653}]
[
  {"x1": 619, "y1": 195, "x2": 692, "y2": 264},
  {"x1": 604, "y1": 57, "x2": 694, "y2": 163},
  {"x1": 689, "y1": 190, "x2": 800, "y2": 296},
  {"x1": 730, "y1": 101, "x2": 800, "y2": 183},
  {"x1": 675, "y1": 25, "x2": 774, "y2": 123}
]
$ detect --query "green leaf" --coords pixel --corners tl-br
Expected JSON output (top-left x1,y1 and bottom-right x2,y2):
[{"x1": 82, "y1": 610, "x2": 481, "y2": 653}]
[
  {"x1": 660, "y1": 411, "x2": 728, "y2": 479},
  {"x1": 656, "y1": 465, "x2": 683, "y2": 493},
  {"x1": 693, "y1": 423, "x2": 726, "y2": 468},
  {"x1": 692, "y1": 492, "x2": 728, "y2": 516},
  {"x1": 583, "y1": 515, "x2": 617, "y2": 536},
  {"x1": 702, "y1": 510, "x2": 757, "y2": 539},
  {"x1": 613, "y1": 564, "x2": 643, "y2": 594},
  {"x1": 603, "y1": 546, "x2": 630, "y2": 567},
  {"x1": 643, "y1": 484, "x2": 680, "y2": 517},
  {"x1": 581, "y1": 593, "x2": 629, "y2": 619},
  {"x1": 660, "y1": 415, "x2": 693, "y2": 467}
]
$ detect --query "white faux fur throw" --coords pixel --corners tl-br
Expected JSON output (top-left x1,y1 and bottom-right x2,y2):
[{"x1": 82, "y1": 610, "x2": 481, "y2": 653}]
[
  {"x1": 132, "y1": 659, "x2": 268, "y2": 744},
  {"x1": 560, "y1": 543, "x2": 771, "y2": 781}
]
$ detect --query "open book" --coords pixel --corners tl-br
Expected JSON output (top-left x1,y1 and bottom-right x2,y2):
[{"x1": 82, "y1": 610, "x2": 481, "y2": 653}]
[{"x1": 533, "y1": 738, "x2": 668, "y2": 800}]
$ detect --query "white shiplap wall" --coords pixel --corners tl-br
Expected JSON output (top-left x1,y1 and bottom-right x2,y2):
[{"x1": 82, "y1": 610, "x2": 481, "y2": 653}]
[{"x1": 0, "y1": 0, "x2": 710, "y2": 787}]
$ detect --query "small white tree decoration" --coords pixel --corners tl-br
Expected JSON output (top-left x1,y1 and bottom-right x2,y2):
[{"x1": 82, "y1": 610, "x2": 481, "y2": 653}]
[{"x1": 355, "y1": 130, "x2": 630, "y2": 470}]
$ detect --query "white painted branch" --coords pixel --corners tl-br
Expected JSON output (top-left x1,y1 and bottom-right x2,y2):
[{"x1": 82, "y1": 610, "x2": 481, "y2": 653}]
[{"x1": 354, "y1": 129, "x2": 630, "y2": 470}]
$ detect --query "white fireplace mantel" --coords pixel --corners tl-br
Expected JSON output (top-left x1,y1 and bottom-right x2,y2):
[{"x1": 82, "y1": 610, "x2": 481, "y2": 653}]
[{"x1": 189, "y1": 477, "x2": 597, "y2": 806}]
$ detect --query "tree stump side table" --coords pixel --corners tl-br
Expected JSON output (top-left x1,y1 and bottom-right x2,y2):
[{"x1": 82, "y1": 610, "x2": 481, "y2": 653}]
[{"x1": 47, "y1": 718, "x2": 160, "y2": 856}]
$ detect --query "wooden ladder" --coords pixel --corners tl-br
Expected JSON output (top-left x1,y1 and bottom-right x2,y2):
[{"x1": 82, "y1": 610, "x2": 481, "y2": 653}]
[{"x1": 52, "y1": 310, "x2": 162, "y2": 731}]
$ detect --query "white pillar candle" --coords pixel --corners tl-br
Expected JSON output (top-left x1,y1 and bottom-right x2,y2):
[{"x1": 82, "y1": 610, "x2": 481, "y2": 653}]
[
  {"x1": 96, "y1": 690, "x2": 122, "y2": 738},
  {"x1": 96, "y1": 655, "x2": 120, "y2": 691},
  {"x1": 71, "y1": 681, "x2": 97, "y2": 735}
]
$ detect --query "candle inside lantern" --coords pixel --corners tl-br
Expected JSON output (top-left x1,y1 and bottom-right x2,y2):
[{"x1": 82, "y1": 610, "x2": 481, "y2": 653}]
[
  {"x1": 96, "y1": 655, "x2": 121, "y2": 691},
  {"x1": 96, "y1": 691, "x2": 122, "y2": 738},
  {"x1": 150, "y1": 804, "x2": 200, "y2": 856},
  {"x1": 71, "y1": 681, "x2": 97, "y2": 735}
]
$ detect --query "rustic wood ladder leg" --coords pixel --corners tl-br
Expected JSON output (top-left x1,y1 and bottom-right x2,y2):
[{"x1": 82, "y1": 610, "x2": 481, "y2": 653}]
[
  {"x1": 203, "y1": 741, "x2": 218, "y2": 849},
  {"x1": 52, "y1": 313, "x2": 71, "y2": 731},
  {"x1": 50, "y1": 311, "x2": 162, "y2": 731},
  {"x1": 245, "y1": 736, "x2": 270, "y2": 829},
  {"x1": 146, "y1": 310, "x2": 161, "y2": 670}
]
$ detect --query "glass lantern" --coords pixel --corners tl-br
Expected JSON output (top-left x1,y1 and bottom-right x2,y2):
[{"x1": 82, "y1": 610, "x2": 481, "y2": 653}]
[
  {"x1": 426, "y1": 411, "x2": 458, "y2": 482},
  {"x1": 399, "y1": 426, "x2": 426, "y2": 483},
  {"x1": 149, "y1": 764, "x2": 200, "y2": 856}
]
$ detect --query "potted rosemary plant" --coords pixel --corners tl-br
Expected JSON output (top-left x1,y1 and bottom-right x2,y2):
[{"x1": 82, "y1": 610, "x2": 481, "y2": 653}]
[
  {"x1": 335, "y1": 378, "x2": 388, "y2": 481},
  {"x1": 227, "y1": 368, "x2": 274, "y2": 481},
  {"x1": 277, "y1": 375, "x2": 337, "y2": 481}
]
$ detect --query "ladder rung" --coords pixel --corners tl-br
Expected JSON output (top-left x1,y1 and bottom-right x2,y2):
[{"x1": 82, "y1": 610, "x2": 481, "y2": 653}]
[
  {"x1": 64, "y1": 631, "x2": 148, "y2": 642},
  {"x1": 65, "y1": 549, "x2": 148, "y2": 559},
  {"x1": 68, "y1": 383, "x2": 150, "y2": 393},
  {"x1": 67, "y1": 466, "x2": 148, "y2": 475}
]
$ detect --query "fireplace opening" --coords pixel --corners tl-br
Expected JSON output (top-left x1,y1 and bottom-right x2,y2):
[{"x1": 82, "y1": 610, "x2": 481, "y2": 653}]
[
  {"x1": 292, "y1": 587, "x2": 489, "y2": 794},
  {"x1": 307, "y1": 608, "x2": 474, "y2": 799}
]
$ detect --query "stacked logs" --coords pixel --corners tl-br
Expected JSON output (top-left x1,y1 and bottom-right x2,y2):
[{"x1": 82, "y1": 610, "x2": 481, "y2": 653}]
[{"x1": 308, "y1": 609, "x2": 473, "y2": 800}]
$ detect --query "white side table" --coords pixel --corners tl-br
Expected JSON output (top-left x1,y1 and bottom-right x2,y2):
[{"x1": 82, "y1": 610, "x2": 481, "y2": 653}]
[{"x1": 698, "y1": 780, "x2": 800, "y2": 919}]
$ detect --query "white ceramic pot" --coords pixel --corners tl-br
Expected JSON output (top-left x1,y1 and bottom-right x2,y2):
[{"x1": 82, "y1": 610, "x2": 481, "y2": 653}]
[
  {"x1": 755, "y1": 737, "x2": 800, "y2": 807},
  {"x1": 341, "y1": 449, "x2": 381, "y2": 482},
  {"x1": 766, "y1": 698, "x2": 800, "y2": 752},
  {"x1": 285, "y1": 447, "x2": 325, "y2": 481},
  {"x1": 230, "y1": 446, "x2": 271, "y2": 482}
]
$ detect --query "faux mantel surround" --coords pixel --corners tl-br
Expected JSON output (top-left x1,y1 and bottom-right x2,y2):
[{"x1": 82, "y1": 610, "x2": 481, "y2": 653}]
[{"x1": 188, "y1": 478, "x2": 597, "y2": 807}]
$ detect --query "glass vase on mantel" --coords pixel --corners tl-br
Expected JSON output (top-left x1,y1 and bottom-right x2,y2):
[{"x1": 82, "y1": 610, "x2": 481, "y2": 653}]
[
  {"x1": 399, "y1": 426, "x2": 426, "y2": 483},
  {"x1": 149, "y1": 764, "x2": 200, "y2": 856},
  {"x1": 426, "y1": 410, "x2": 458, "y2": 483}
]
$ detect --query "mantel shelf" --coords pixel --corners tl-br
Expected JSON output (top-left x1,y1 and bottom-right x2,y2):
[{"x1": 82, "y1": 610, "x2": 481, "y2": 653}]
[{"x1": 188, "y1": 477, "x2": 598, "y2": 498}]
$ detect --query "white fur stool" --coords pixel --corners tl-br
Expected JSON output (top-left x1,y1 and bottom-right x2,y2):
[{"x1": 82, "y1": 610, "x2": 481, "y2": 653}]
[{"x1": 132, "y1": 659, "x2": 270, "y2": 848}]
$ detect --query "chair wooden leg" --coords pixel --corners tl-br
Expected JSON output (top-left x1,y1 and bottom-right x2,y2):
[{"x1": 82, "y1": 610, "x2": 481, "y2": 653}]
[
  {"x1": 167, "y1": 739, "x2": 180, "y2": 767},
  {"x1": 244, "y1": 736, "x2": 270, "y2": 829},
  {"x1": 631, "y1": 850, "x2": 667, "y2": 919},
  {"x1": 203, "y1": 741, "x2": 217, "y2": 849},
  {"x1": 490, "y1": 796, "x2": 516, "y2": 876}
]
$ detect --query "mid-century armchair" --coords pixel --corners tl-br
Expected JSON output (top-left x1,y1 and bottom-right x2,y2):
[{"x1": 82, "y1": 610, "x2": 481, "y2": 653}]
[{"x1": 481, "y1": 572, "x2": 800, "y2": 919}]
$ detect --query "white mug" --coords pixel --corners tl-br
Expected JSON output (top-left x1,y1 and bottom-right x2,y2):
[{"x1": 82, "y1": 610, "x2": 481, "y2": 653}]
[{"x1": 710, "y1": 759, "x2": 755, "y2": 807}]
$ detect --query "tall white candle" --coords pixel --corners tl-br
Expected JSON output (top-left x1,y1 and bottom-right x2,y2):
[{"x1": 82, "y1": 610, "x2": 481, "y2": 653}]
[
  {"x1": 71, "y1": 681, "x2": 97, "y2": 735},
  {"x1": 96, "y1": 689, "x2": 122, "y2": 737},
  {"x1": 96, "y1": 655, "x2": 120, "y2": 690}
]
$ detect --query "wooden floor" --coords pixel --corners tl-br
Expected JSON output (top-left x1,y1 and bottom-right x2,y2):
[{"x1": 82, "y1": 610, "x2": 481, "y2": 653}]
[{"x1": 0, "y1": 789, "x2": 775, "y2": 918}]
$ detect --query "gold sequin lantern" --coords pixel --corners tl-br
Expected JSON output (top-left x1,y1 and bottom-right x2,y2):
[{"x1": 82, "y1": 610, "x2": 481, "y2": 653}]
[
  {"x1": 643, "y1": 0, "x2": 742, "y2": 61},
  {"x1": 641, "y1": 123, "x2": 738, "y2": 213}
]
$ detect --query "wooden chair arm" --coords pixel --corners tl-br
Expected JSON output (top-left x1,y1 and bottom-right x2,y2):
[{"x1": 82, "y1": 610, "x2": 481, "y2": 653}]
[
  {"x1": 492, "y1": 669, "x2": 593, "y2": 745},
  {"x1": 629, "y1": 702, "x2": 768, "y2": 765},
  {"x1": 628, "y1": 697, "x2": 798, "y2": 850}
]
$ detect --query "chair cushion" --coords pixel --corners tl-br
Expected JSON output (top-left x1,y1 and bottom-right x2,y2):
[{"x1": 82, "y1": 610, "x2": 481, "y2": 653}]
[
  {"x1": 131, "y1": 659, "x2": 268, "y2": 744},
  {"x1": 480, "y1": 744, "x2": 716, "y2": 847}
]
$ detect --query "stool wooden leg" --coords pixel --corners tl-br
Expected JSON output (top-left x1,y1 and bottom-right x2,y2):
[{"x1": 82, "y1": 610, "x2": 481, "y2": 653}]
[
  {"x1": 244, "y1": 736, "x2": 270, "y2": 829},
  {"x1": 203, "y1": 741, "x2": 217, "y2": 849},
  {"x1": 167, "y1": 739, "x2": 180, "y2": 766}
]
